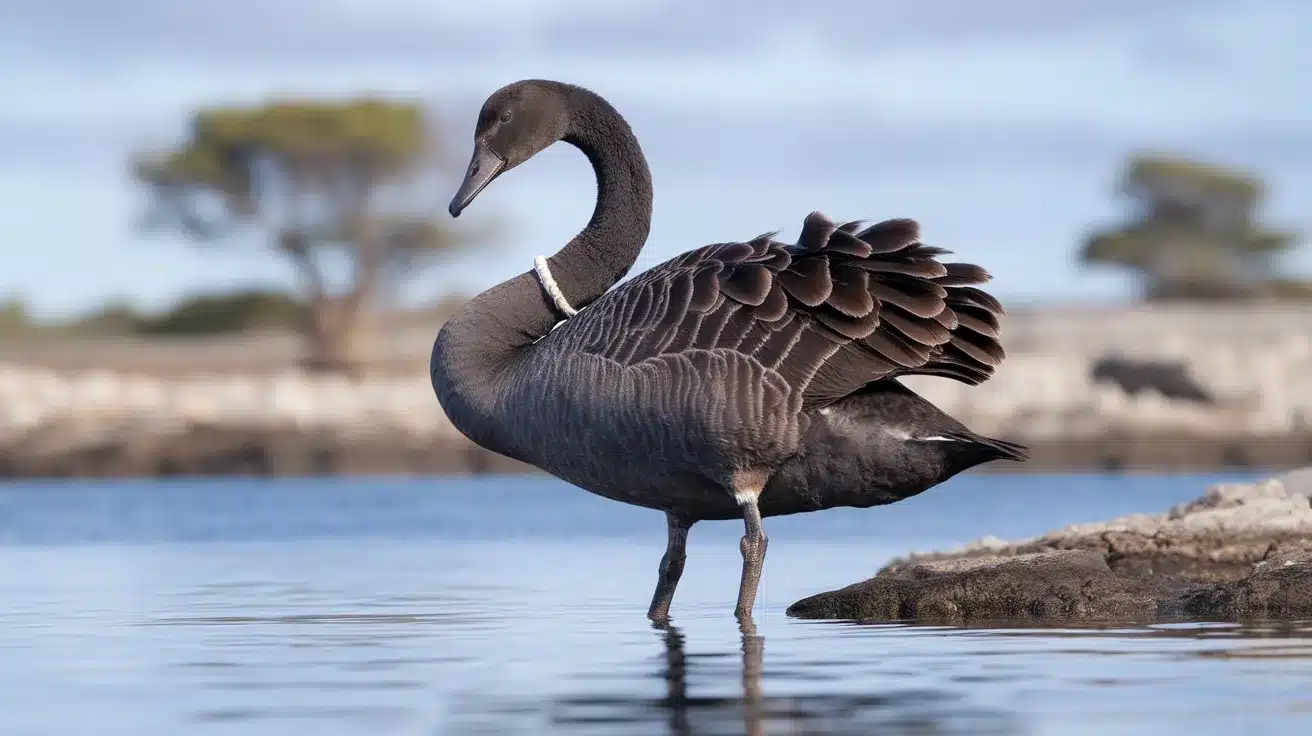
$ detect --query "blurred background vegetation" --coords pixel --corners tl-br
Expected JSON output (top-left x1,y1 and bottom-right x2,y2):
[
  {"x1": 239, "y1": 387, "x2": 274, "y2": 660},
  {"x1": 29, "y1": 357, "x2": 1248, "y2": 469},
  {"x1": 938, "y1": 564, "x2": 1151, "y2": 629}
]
[
  {"x1": 1081, "y1": 154, "x2": 1306, "y2": 301},
  {"x1": 130, "y1": 97, "x2": 493, "y2": 374},
  {"x1": 2, "y1": 97, "x2": 500, "y2": 375},
  {"x1": 0, "y1": 288, "x2": 305, "y2": 338},
  {"x1": 4, "y1": 131, "x2": 1305, "y2": 377}
]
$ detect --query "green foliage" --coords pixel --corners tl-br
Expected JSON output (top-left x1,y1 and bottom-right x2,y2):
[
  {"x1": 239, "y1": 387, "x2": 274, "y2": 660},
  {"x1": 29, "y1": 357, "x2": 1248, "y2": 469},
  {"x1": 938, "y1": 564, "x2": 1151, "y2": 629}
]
[
  {"x1": 1262, "y1": 279, "x2": 1312, "y2": 300},
  {"x1": 133, "y1": 96, "x2": 491, "y2": 371},
  {"x1": 0, "y1": 298, "x2": 32, "y2": 335},
  {"x1": 1, "y1": 290, "x2": 307, "y2": 339},
  {"x1": 57, "y1": 290, "x2": 305, "y2": 337},
  {"x1": 68, "y1": 301, "x2": 140, "y2": 337},
  {"x1": 133, "y1": 290, "x2": 306, "y2": 335},
  {"x1": 1081, "y1": 153, "x2": 1305, "y2": 301},
  {"x1": 1122, "y1": 156, "x2": 1263, "y2": 204},
  {"x1": 135, "y1": 99, "x2": 431, "y2": 230}
]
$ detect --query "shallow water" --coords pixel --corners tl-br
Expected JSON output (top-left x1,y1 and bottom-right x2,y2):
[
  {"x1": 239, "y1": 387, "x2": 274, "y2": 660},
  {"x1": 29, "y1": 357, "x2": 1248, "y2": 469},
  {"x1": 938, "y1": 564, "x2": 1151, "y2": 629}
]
[{"x1": 2, "y1": 473, "x2": 1311, "y2": 735}]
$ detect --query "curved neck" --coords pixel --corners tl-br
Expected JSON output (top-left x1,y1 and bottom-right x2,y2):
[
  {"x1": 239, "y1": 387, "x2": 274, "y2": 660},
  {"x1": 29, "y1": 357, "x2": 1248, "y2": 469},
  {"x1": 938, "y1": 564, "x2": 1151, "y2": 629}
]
[
  {"x1": 431, "y1": 88, "x2": 652, "y2": 448},
  {"x1": 451, "y1": 89, "x2": 652, "y2": 342},
  {"x1": 548, "y1": 88, "x2": 653, "y2": 314}
]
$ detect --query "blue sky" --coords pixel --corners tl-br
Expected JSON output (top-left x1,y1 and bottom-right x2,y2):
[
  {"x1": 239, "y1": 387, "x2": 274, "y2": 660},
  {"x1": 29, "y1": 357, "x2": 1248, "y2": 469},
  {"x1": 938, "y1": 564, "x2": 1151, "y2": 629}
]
[{"x1": 1, "y1": 0, "x2": 1308, "y2": 319}]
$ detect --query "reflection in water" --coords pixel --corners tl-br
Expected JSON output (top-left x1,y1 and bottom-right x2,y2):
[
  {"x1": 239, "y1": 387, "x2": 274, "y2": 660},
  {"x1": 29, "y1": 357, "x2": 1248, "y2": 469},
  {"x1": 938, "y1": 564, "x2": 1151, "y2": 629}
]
[
  {"x1": 142, "y1": 603, "x2": 1312, "y2": 734},
  {"x1": 451, "y1": 618, "x2": 1312, "y2": 735},
  {"x1": 6, "y1": 478, "x2": 1312, "y2": 736},
  {"x1": 463, "y1": 620, "x2": 1025, "y2": 736}
]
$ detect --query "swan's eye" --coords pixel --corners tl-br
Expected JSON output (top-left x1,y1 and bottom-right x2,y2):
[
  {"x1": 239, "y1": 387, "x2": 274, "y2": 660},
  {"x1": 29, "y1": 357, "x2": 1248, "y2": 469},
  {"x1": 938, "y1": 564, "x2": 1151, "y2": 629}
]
[{"x1": 499, "y1": 111, "x2": 512, "y2": 123}]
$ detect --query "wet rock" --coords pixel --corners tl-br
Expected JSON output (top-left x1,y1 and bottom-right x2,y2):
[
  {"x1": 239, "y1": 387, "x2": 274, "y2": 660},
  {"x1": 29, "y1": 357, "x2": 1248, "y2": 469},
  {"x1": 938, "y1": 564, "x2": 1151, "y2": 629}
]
[
  {"x1": 787, "y1": 550, "x2": 1178, "y2": 623},
  {"x1": 790, "y1": 469, "x2": 1312, "y2": 623},
  {"x1": 1167, "y1": 543, "x2": 1312, "y2": 620}
]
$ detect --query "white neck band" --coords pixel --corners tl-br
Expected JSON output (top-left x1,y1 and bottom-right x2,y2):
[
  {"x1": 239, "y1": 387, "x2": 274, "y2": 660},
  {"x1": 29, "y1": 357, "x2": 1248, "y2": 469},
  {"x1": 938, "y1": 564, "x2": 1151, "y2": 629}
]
[{"x1": 533, "y1": 256, "x2": 578, "y2": 317}]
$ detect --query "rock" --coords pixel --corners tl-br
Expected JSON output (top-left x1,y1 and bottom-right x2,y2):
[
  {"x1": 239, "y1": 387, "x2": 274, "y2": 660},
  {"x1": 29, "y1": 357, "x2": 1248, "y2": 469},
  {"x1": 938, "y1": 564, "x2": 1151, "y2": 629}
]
[
  {"x1": 1166, "y1": 544, "x2": 1312, "y2": 620},
  {"x1": 1090, "y1": 355, "x2": 1214, "y2": 404},
  {"x1": 790, "y1": 470, "x2": 1312, "y2": 623},
  {"x1": 787, "y1": 551, "x2": 1178, "y2": 623},
  {"x1": 879, "y1": 471, "x2": 1312, "y2": 582},
  {"x1": 1281, "y1": 466, "x2": 1312, "y2": 498},
  {"x1": 789, "y1": 546, "x2": 1312, "y2": 624},
  {"x1": 0, "y1": 421, "x2": 534, "y2": 478}
]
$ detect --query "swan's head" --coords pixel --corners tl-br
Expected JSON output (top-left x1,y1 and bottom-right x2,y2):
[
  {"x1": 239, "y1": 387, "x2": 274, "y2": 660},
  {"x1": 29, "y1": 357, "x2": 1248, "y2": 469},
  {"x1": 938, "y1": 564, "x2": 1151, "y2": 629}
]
[{"x1": 448, "y1": 80, "x2": 573, "y2": 218}]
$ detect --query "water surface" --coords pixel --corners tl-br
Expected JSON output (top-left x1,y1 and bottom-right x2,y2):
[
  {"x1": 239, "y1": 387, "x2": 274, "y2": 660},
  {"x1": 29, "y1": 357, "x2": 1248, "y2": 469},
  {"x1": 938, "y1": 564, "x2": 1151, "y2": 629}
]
[{"x1": 2, "y1": 472, "x2": 1311, "y2": 735}]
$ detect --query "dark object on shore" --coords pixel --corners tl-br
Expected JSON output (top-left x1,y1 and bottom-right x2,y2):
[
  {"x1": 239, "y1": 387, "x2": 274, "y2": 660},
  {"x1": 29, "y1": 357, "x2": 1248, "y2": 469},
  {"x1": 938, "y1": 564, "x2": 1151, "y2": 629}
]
[
  {"x1": 431, "y1": 79, "x2": 1027, "y2": 623},
  {"x1": 789, "y1": 550, "x2": 1173, "y2": 622},
  {"x1": 787, "y1": 547, "x2": 1312, "y2": 623},
  {"x1": 1090, "y1": 355, "x2": 1213, "y2": 403},
  {"x1": 789, "y1": 470, "x2": 1312, "y2": 623}
]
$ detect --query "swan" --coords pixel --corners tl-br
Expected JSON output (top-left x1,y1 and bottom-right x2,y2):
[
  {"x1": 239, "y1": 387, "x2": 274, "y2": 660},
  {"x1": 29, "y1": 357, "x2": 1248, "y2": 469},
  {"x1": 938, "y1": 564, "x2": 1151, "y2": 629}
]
[{"x1": 433, "y1": 79, "x2": 1029, "y2": 623}]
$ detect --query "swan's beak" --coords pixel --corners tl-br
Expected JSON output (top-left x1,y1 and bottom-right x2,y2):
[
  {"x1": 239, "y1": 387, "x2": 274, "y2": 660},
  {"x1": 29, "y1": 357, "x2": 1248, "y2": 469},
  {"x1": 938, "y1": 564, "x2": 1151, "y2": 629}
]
[{"x1": 449, "y1": 141, "x2": 506, "y2": 218}]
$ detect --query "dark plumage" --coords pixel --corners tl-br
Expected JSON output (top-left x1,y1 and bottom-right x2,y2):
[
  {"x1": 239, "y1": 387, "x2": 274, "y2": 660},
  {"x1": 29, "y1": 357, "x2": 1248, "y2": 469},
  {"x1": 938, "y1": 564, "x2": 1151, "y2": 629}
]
[{"x1": 432, "y1": 79, "x2": 1029, "y2": 623}]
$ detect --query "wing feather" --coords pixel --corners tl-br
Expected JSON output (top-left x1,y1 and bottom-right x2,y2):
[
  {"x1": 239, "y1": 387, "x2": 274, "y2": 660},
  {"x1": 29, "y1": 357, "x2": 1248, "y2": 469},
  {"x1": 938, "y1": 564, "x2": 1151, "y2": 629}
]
[{"x1": 559, "y1": 211, "x2": 1009, "y2": 410}]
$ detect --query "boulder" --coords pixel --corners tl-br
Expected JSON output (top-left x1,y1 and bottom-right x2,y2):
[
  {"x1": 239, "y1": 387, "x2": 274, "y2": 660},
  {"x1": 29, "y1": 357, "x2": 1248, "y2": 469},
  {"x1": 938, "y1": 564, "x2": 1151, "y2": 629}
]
[
  {"x1": 787, "y1": 550, "x2": 1178, "y2": 623},
  {"x1": 789, "y1": 469, "x2": 1312, "y2": 623},
  {"x1": 878, "y1": 468, "x2": 1312, "y2": 582},
  {"x1": 1166, "y1": 543, "x2": 1312, "y2": 620}
]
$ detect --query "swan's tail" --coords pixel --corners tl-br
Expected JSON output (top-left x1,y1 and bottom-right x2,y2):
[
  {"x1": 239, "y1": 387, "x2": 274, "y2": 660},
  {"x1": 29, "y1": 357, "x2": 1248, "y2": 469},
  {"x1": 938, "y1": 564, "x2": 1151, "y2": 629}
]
[
  {"x1": 931, "y1": 430, "x2": 1032, "y2": 463},
  {"x1": 972, "y1": 434, "x2": 1032, "y2": 463}
]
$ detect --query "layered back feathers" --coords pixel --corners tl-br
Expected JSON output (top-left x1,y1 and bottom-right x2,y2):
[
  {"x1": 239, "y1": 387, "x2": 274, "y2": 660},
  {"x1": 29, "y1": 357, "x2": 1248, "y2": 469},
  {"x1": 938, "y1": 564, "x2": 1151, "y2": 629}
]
[{"x1": 562, "y1": 211, "x2": 1008, "y2": 412}]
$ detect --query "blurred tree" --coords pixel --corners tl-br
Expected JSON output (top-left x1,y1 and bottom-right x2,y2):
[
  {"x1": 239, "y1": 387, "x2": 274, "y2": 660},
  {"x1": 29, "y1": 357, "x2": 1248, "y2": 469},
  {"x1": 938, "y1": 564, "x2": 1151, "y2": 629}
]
[
  {"x1": 1080, "y1": 154, "x2": 1305, "y2": 300},
  {"x1": 133, "y1": 98, "x2": 489, "y2": 374}
]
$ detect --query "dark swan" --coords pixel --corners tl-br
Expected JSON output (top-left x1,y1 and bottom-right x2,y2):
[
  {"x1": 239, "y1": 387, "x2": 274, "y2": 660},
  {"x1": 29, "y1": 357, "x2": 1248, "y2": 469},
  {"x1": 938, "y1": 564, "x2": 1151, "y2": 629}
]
[{"x1": 432, "y1": 79, "x2": 1030, "y2": 623}]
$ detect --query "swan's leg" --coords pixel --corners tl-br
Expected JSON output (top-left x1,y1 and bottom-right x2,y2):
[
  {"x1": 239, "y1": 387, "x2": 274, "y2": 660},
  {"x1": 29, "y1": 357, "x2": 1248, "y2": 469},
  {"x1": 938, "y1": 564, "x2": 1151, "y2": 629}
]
[
  {"x1": 734, "y1": 483, "x2": 769, "y2": 621},
  {"x1": 647, "y1": 513, "x2": 693, "y2": 623}
]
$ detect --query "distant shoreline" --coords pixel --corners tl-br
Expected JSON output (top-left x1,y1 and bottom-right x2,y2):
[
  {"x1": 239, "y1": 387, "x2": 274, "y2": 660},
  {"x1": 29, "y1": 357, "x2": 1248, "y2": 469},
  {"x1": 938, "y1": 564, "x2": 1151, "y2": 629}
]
[
  {"x1": 2, "y1": 423, "x2": 1307, "y2": 479},
  {"x1": 2, "y1": 302, "x2": 1310, "y2": 479}
]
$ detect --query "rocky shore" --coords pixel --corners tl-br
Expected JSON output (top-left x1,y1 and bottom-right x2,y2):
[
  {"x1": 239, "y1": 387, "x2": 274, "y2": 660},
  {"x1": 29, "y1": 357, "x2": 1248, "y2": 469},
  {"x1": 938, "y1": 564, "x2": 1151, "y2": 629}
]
[
  {"x1": 0, "y1": 365, "x2": 531, "y2": 477},
  {"x1": 788, "y1": 468, "x2": 1312, "y2": 623},
  {"x1": 2, "y1": 303, "x2": 1311, "y2": 477},
  {"x1": 0, "y1": 362, "x2": 1308, "y2": 477}
]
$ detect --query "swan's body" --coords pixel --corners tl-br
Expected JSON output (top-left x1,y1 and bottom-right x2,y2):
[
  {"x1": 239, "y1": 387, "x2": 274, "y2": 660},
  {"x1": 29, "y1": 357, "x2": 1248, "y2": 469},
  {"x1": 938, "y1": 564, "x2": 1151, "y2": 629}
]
[{"x1": 432, "y1": 80, "x2": 1028, "y2": 622}]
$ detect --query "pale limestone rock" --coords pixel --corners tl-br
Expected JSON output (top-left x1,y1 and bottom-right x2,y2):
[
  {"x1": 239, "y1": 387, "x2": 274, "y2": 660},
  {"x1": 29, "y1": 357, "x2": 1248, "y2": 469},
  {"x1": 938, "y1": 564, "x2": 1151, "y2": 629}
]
[
  {"x1": 880, "y1": 471, "x2": 1312, "y2": 577},
  {"x1": 1280, "y1": 466, "x2": 1312, "y2": 499}
]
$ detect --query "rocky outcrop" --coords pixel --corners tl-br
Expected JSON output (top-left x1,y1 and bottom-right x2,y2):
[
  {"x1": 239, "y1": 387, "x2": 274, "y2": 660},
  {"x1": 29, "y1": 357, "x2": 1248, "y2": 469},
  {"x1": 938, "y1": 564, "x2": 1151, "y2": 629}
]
[
  {"x1": 1166, "y1": 542, "x2": 1312, "y2": 620},
  {"x1": 0, "y1": 420, "x2": 532, "y2": 478},
  {"x1": 787, "y1": 550, "x2": 1177, "y2": 622},
  {"x1": 0, "y1": 363, "x2": 537, "y2": 477},
  {"x1": 879, "y1": 469, "x2": 1312, "y2": 582},
  {"x1": 788, "y1": 469, "x2": 1312, "y2": 623}
]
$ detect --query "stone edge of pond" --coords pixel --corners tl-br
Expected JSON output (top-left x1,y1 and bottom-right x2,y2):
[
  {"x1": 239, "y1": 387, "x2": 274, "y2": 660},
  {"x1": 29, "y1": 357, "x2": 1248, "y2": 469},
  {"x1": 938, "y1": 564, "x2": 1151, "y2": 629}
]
[{"x1": 787, "y1": 467, "x2": 1312, "y2": 623}]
